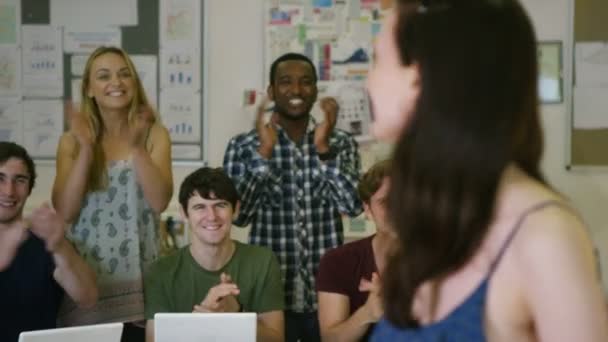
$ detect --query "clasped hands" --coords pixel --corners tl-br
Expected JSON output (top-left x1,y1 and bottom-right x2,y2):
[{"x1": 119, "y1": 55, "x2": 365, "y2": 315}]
[{"x1": 193, "y1": 272, "x2": 241, "y2": 313}]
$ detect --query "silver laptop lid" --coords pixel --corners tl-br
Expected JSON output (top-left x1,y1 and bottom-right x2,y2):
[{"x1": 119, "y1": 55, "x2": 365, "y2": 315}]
[
  {"x1": 18, "y1": 322, "x2": 123, "y2": 342},
  {"x1": 154, "y1": 312, "x2": 257, "y2": 342}
]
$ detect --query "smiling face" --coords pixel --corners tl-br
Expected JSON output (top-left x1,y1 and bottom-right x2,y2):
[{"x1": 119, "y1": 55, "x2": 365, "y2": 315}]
[
  {"x1": 367, "y1": 13, "x2": 421, "y2": 142},
  {"x1": 268, "y1": 60, "x2": 318, "y2": 121},
  {"x1": 0, "y1": 158, "x2": 31, "y2": 225},
  {"x1": 182, "y1": 192, "x2": 237, "y2": 248},
  {"x1": 85, "y1": 52, "x2": 135, "y2": 113}
]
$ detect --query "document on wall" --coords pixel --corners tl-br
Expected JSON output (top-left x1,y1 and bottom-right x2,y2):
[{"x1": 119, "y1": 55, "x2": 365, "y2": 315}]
[
  {"x1": 22, "y1": 100, "x2": 64, "y2": 158},
  {"x1": 159, "y1": 48, "x2": 200, "y2": 90},
  {"x1": 70, "y1": 54, "x2": 88, "y2": 77},
  {"x1": 171, "y1": 144, "x2": 202, "y2": 160},
  {"x1": 70, "y1": 78, "x2": 82, "y2": 105},
  {"x1": 64, "y1": 27, "x2": 122, "y2": 54},
  {"x1": 266, "y1": 25, "x2": 300, "y2": 67},
  {"x1": 0, "y1": 46, "x2": 21, "y2": 96},
  {"x1": 315, "y1": 80, "x2": 372, "y2": 142},
  {"x1": 0, "y1": 97, "x2": 23, "y2": 144},
  {"x1": 21, "y1": 25, "x2": 64, "y2": 98},
  {"x1": 331, "y1": 38, "x2": 371, "y2": 80},
  {"x1": 50, "y1": 0, "x2": 137, "y2": 27},
  {"x1": 159, "y1": 89, "x2": 201, "y2": 144},
  {"x1": 537, "y1": 42, "x2": 562, "y2": 103},
  {"x1": 573, "y1": 86, "x2": 608, "y2": 129},
  {"x1": 575, "y1": 42, "x2": 608, "y2": 87},
  {"x1": 0, "y1": 0, "x2": 20, "y2": 44},
  {"x1": 159, "y1": 0, "x2": 201, "y2": 47},
  {"x1": 131, "y1": 55, "x2": 158, "y2": 109}
]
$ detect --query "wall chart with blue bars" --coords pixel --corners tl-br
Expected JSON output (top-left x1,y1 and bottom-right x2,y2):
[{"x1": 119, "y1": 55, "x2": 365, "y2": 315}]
[{"x1": 264, "y1": 0, "x2": 394, "y2": 143}]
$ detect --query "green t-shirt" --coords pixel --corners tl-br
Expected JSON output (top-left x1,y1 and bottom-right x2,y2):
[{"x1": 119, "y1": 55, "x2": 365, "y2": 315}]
[{"x1": 144, "y1": 241, "x2": 284, "y2": 320}]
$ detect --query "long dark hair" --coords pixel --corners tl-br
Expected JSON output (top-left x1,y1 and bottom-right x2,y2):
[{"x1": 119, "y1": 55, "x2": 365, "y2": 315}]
[{"x1": 383, "y1": 0, "x2": 544, "y2": 327}]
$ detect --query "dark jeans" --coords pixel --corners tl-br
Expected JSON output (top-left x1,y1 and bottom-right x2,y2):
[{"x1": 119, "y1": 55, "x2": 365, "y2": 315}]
[
  {"x1": 121, "y1": 322, "x2": 145, "y2": 342},
  {"x1": 285, "y1": 310, "x2": 320, "y2": 342}
]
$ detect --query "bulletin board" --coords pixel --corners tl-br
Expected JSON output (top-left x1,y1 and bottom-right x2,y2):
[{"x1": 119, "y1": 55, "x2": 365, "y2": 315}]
[
  {"x1": 0, "y1": 0, "x2": 206, "y2": 162},
  {"x1": 264, "y1": 0, "x2": 563, "y2": 145},
  {"x1": 264, "y1": 0, "x2": 393, "y2": 143},
  {"x1": 569, "y1": 0, "x2": 608, "y2": 166}
]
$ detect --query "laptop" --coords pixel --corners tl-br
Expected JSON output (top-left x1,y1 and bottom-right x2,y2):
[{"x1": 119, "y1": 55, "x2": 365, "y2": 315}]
[
  {"x1": 154, "y1": 313, "x2": 257, "y2": 342},
  {"x1": 18, "y1": 322, "x2": 123, "y2": 342}
]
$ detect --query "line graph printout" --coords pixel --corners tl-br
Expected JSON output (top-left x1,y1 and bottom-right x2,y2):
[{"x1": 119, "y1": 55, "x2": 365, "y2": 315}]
[{"x1": 22, "y1": 99, "x2": 64, "y2": 158}]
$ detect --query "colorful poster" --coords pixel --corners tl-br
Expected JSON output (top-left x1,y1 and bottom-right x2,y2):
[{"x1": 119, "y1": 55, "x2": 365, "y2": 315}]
[
  {"x1": 264, "y1": 0, "x2": 385, "y2": 142},
  {"x1": 265, "y1": 0, "x2": 389, "y2": 84}
]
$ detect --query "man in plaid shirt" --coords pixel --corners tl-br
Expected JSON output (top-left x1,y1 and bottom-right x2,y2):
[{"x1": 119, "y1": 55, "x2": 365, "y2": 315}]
[{"x1": 223, "y1": 53, "x2": 363, "y2": 342}]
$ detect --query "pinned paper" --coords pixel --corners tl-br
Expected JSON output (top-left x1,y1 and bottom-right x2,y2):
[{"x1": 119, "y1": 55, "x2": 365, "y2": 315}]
[{"x1": 575, "y1": 42, "x2": 608, "y2": 87}]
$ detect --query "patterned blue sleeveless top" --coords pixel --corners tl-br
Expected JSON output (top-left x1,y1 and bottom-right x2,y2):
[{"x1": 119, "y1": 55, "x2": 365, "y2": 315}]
[
  {"x1": 59, "y1": 159, "x2": 160, "y2": 326},
  {"x1": 371, "y1": 201, "x2": 563, "y2": 342}
]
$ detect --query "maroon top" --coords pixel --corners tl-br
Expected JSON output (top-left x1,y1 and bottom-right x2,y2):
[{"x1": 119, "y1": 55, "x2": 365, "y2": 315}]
[
  {"x1": 316, "y1": 235, "x2": 378, "y2": 340},
  {"x1": 316, "y1": 234, "x2": 378, "y2": 312}
]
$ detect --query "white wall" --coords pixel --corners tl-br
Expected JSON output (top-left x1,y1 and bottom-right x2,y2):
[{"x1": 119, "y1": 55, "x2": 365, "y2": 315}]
[
  {"x1": 525, "y1": 0, "x2": 608, "y2": 289},
  {"x1": 24, "y1": 0, "x2": 608, "y2": 288}
]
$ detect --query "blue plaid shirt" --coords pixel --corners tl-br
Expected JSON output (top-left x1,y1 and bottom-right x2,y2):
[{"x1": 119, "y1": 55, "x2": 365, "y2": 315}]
[{"x1": 223, "y1": 117, "x2": 363, "y2": 312}]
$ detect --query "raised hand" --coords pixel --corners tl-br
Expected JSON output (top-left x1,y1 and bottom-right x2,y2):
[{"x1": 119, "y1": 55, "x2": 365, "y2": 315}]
[
  {"x1": 256, "y1": 97, "x2": 278, "y2": 159},
  {"x1": 66, "y1": 101, "x2": 94, "y2": 147},
  {"x1": 129, "y1": 106, "x2": 156, "y2": 149},
  {"x1": 28, "y1": 202, "x2": 67, "y2": 253},
  {"x1": 359, "y1": 272, "x2": 383, "y2": 323},
  {"x1": 314, "y1": 97, "x2": 339, "y2": 153},
  {"x1": 193, "y1": 272, "x2": 241, "y2": 313}
]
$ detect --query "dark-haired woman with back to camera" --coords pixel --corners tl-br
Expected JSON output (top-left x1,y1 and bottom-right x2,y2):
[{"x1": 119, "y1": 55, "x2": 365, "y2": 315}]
[{"x1": 366, "y1": 0, "x2": 608, "y2": 341}]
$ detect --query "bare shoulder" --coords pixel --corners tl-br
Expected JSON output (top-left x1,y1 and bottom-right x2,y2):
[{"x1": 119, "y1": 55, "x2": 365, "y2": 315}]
[
  {"x1": 57, "y1": 131, "x2": 78, "y2": 157},
  {"x1": 147, "y1": 122, "x2": 171, "y2": 151},
  {"x1": 508, "y1": 200, "x2": 597, "y2": 288},
  {"x1": 514, "y1": 203, "x2": 591, "y2": 259},
  {"x1": 497, "y1": 168, "x2": 590, "y2": 260},
  {"x1": 497, "y1": 183, "x2": 608, "y2": 340},
  {"x1": 150, "y1": 122, "x2": 170, "y2": 140}
]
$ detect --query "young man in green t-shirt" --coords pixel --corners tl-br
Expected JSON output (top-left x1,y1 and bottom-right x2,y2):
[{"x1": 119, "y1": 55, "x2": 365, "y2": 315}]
[{"x1": 144, "y1": 167, "x2": 284, "y2": 342}]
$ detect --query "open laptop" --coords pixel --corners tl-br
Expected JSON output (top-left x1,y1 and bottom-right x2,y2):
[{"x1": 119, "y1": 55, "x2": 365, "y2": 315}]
[
  {"x1": 18, "y1": 322, "x2": 123, "y2": 342},
  {"x1": 155, "y1": 313, "x2": 256, "y2": 342}
]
